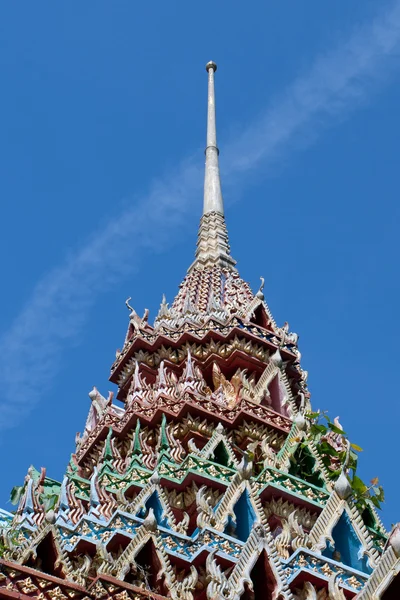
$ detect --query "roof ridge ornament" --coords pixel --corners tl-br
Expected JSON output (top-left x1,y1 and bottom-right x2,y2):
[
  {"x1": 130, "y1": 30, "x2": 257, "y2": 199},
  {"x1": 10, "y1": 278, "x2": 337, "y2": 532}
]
[{"x1": 190, "y1": 62, "x2": 236, "y2": 272}]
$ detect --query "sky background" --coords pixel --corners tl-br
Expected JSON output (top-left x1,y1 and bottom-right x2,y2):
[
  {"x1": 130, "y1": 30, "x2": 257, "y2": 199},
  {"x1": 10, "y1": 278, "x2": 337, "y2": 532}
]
[{"x1": 0, "y1": 1, "x2": 399, "y2": 529}]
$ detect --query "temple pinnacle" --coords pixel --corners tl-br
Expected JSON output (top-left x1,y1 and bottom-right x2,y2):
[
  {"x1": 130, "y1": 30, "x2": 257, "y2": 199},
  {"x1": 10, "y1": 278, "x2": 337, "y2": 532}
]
[
  {"x1": 189, "y1": 62, "x2": 236, "y2": 271},
  {"x1": 203, "y1": 60, "x2": 224, "y2": 216}
]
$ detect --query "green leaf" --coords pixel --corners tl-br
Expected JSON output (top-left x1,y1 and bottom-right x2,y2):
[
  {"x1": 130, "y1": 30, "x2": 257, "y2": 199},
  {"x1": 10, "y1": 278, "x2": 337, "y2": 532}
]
[
  {"x1": 370, "y1": 496, "x2": 382, "y2": 510},
  {"x1": 306, "y1": 412, "x2": 320, "y2": 420},
  {"x1": 318, "y1": 442, "x2": 340, "y2": 456},
  {"x1": 355, "y1": 500, "x2": 367, "y2": 513},
  {"x1": 350, "y1": 443, "x2": 363, "y2": 452},
  {"x1": 349, "y1": 450, "x2": 359, "y2": 466},
  {"x1": 329, "y1": 469, "x2": 342, "y2": 480},
  {"x1": 10, "y1": 486, "x2": 24, "y2": 506},
  {"x1": 45, "y1": 484, "x2": 60, "y2": 495},
  {"x1": 329, "y1": 424, "x2": 347, "y2": 436},
  {"x1": 47, "y1": 496, "x2": 58, "y2": 511},
  {"x1": 300, "y1": 407, "x2": 385, "y2": 510},
  {"x1": 310, "y1": 424, "x2": 328, "y2": 434},
  {"x1": 352, "y1": 475, "x2": 368, "y2": 495}
]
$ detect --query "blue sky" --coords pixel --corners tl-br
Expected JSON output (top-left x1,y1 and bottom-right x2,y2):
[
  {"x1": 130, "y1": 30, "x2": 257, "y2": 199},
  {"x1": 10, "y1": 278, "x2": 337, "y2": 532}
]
[{"x1": 0, "y1": 1, "x2": 399, "y2": 528}]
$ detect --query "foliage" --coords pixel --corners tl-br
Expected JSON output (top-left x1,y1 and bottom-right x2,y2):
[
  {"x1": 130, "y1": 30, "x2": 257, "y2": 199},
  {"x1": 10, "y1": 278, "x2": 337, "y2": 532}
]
[
  {"x1": 0, "y1": 537, "x2": 5, "y2": 558},
  {"x1": 10, "y1": 477, "x2": 60, "y2": 512},
  {"x1": 0, "y1": 527, "x2": 20, "y2": 558},
  {"x1": 10, "y1": 485, "x2": 24, "y2": 506},
  {"x1": 39, "y1": 487, "x2": 59, "y2": 512},
  {"x1": 287, "y1": 443, "x2": 325, "y2": 488},
  {"x1": 299, "y1": 411, "x2": 385, "y2": 513},
  {"x1": 3, "y1": 475, "x2": 60, "y2": 559}
]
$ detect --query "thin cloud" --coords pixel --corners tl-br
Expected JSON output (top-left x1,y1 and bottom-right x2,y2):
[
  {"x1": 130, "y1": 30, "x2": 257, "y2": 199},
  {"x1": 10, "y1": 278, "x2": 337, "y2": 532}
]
[
  {"x1": 0, "y1": 160, "x2": 202, "y2": 430},
  {"x1": 224, "y1": 0, "x2": 400, "y2": 174},
  {"x1": 1, "y1": 1, "x2": 400, "y2": 429}
]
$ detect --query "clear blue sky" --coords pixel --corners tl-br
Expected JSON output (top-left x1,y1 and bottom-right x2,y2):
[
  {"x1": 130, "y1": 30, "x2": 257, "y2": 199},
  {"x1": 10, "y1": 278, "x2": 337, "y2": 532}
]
[{"x1": 0, "y1": 1, "x2": 399, "y2": 528}]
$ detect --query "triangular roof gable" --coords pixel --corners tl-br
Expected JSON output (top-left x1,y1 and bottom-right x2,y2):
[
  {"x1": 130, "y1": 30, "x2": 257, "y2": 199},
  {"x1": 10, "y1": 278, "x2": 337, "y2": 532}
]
[
  {"x1": 213, "y1": 478, "x2": 267, "y2": 535},
  {"x1": 209, "y1": 524, "x2": 291, "y2": 600},
  {"x1": 308, "y1": 491, "x2": 379, "y2": 573},
  {"x1": 15, "y1": 523, "x2": 74, "y2": 580},
  {"x1": 128, "y1": 475, "x2": 176, "y2": 531},
  {"x1": 109, "y1": 525, "x2": 176, "y2": 596},
  {"x1": 276, "y1": 422, "x2": 330, "y2": 489},
  {"x1": 199, "y1": 425, "x2": 239, "y2": 468},
  {"x1": 224, "y1": 488, "x2": 257, "y2": 541}
]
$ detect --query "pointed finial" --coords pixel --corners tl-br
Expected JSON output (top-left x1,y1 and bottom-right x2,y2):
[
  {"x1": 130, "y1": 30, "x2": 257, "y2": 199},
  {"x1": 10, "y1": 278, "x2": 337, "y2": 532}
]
[
  {"x1": 103, "y1": 427, "x2": 114, "y2": 461},
  {"x1": 204, "y1": 61, "x2": 223, "y2": 216},
  {"x1": 294, "y1": 411, "x2": 307, "y2": 431},
  {"x1": 334, "y1": 470, "x2": 352, "y2": 500},
  {"x1": 89, "y1": 467, "x2": 100, "y2": 507},
  {"x1": 334, "y1": 443, "x2": 352, "y2": 501},
  {"x1": 238, "y1": 454, "x2": 253, "y2": 480},
  {"x1": 150, "y1": 470, "x2": 160, "y2": 485},
  {"x1": 88, "y1": 386, "x2": 98, "y2": 401},
  {"x1": 22, "y1": 478, "x2": 35, "y2": 514},
  {"x1": 216, "y1": 422, "x2": 224, "y2": 433},
  {"x1": 206, "y1": 61, "x2": 217, "y2": 73},
  {"x1": 143, "y1": 507, "x2": 157, "y2": 532},
  {"x1": 256, "y1": 277, "x2": 265, "y2": 300},
  {"x1": 133, "y1": 419, "x2": 141, "y2": 455},
  {"x1": 158, "y1": 294, "x2": 170, "y2": 317},
  {"x1": 159, "y1": 414, "x2": 170, "y2": 452},
  {"x1": 183, "y1": 291, "x2": 195, "y2": 315},
  {"x1": 270, "y1": 348, "x2": 283, "y2": 368},
  {"x1": 132, "y1": 360, "x2": 143, "y2": 393},
  {"x1": 59, "y1": 475, "x2": 70, "y2": 512},
  {"x1": 184, "y1": 348, "x2": 195, "y2": 382},
  {"x1": 189, "y1": 63, "x2": 236, "y2": 272},
  {"x1": 158, "y1": 360, "x2": 167, "y2": 389}
]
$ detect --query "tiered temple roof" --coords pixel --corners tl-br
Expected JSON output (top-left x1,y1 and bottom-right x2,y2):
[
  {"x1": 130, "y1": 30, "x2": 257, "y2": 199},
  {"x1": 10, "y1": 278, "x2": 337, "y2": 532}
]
[{"x1": 0, "y1": 62, "x2": 399, "y2": 600}]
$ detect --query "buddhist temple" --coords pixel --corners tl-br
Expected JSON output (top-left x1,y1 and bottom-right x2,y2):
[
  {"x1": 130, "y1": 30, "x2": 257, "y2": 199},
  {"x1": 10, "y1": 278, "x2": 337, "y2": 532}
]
[{"x1": 0, "y1": 62, "x2": 399, "y2": 600}]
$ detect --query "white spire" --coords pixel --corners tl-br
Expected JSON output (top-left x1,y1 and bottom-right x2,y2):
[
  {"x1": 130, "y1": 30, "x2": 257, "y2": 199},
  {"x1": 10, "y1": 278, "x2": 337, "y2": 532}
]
[
  {"x1": 190, "y1": 62, "x2": 236, "y2": 271},
  {"x1": 204, "y1": 61, "x2": 224, "y2": 215}
]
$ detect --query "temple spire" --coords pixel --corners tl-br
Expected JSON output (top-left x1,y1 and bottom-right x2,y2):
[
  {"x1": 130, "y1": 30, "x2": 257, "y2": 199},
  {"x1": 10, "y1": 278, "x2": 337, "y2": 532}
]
[
  {"x1": 191, "y1": 62, "x2": 236, "y2": 271},
  {"x1": 203, "y1": 61, "x2": 224, "y2": 215}
]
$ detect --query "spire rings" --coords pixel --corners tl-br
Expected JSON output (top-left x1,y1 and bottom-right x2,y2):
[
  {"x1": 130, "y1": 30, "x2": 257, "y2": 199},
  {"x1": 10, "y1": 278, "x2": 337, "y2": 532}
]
[{"x1": 204, "y1": 145, "x2": 220, "y2": 155}]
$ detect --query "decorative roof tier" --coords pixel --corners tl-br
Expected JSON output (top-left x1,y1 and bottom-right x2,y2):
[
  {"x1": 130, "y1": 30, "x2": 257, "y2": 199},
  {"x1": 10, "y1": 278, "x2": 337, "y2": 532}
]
[{"x1": 0, "y1": 62, "x2": 398, "y2": 600}]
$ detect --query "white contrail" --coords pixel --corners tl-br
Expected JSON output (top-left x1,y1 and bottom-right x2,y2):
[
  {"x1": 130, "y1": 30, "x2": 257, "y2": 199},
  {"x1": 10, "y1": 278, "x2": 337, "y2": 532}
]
[{"x1": 1, "y1": 1, "x2": 400, "y2": 429}]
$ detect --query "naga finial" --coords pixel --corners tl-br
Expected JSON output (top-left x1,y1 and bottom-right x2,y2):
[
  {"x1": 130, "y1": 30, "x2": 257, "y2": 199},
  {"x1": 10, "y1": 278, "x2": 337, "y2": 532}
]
[
  {"x1": 125, "y1": 296, "x2": 135, "y2": 314},
  {"x1": 256, "y1": 276, "x2": 265, "y2": 300},
  {"x1": 125, "y1": 297, "x2": 149, "y2": 333}
]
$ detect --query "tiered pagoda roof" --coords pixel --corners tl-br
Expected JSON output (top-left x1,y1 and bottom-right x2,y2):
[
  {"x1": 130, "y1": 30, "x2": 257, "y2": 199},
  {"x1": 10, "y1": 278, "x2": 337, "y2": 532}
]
[{"x1": 0, "y1": 62, "x2": 399, "y2": 600}]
